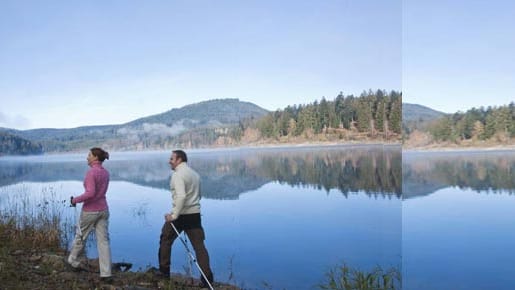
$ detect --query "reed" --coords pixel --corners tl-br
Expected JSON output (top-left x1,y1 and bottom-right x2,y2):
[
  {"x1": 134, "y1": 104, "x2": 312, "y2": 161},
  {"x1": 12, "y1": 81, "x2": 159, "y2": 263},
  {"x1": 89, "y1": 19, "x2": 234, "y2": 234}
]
[
  {"x1": 0, "y1": 186, "x2": 73, "y2": 251},
  {"x1": 0, "y1": 186, "x2": 241, "y2": 289},
  {"x1": 318, "y1": 263, "x2": 401, "y2": 290}
]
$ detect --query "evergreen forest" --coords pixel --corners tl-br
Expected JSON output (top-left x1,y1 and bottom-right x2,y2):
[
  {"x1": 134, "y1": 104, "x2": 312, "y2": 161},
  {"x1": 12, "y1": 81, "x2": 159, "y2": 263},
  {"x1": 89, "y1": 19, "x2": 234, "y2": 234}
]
[
  {"x1": 251, "y1": 89, "x2": 402, "y2": 141},
  {"x1": 427, "y1": 103, "x2": 515, "y2": 143}
]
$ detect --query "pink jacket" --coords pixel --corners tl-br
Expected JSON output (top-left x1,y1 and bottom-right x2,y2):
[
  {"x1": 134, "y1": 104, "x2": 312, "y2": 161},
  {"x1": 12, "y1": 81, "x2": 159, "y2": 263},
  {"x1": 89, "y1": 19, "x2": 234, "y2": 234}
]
[{"x1": 73, "y1": 160, "x2": 110, "y2": 212}]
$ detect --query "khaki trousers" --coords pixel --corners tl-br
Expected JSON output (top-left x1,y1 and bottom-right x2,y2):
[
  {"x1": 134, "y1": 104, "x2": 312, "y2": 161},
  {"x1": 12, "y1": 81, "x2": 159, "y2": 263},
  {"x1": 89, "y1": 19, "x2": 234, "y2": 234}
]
[{"x1": 68, "y1": 210, "x2": 112, "y2": 277}]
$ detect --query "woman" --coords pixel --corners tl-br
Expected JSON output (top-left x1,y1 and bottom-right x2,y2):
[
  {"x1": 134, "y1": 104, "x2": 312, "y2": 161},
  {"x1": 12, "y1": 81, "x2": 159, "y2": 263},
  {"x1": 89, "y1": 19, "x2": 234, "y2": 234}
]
[{"x1": 67, "y1": 147, "x2": 112, "y2": 280}]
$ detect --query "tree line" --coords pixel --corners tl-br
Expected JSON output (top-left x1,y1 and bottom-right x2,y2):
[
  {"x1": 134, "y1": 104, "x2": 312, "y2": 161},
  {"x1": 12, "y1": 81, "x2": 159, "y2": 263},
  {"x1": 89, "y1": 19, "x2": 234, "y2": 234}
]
[
  {"x1": 428, "y1": 103, "x2": 515, "y2": 142},
  {"x1": 1, "y1": 92, "x2": 402, "y2": 155},
  {"x1": 0, "y1": 132, "x2": 43, "y2": 156},
  {"x1": 155, "y1": 90, "x2": 403, "y2": 149},
  {"x1": 250, "y1": 90, "x2": 402, "y2": 141}
]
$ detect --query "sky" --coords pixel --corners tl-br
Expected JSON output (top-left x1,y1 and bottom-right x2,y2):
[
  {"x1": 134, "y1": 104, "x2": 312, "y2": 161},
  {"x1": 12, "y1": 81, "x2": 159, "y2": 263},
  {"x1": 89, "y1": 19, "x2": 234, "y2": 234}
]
[
  {"x1": 2, "y1": 1, "x2": 512, "y2": 130},
  {"x1": 403, "y1": 0, "x2": 515, "y2": 113},
  {"x1": 0, "y1": 0, "x2": 401, "y2": 130}
]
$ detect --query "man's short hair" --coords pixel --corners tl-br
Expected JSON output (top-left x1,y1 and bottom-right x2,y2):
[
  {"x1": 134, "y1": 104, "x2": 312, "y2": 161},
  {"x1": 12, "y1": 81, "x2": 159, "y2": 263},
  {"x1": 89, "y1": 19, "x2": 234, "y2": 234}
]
[{"x1": 172, "y1": 150, "x2": 188, "y2": 162}]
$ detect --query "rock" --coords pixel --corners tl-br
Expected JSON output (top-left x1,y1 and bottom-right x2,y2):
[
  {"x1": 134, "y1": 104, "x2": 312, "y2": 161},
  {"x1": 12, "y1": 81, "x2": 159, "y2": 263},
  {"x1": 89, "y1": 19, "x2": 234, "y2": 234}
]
[
  {"x1": 58, "y1": 271, "x2": 77, "y2": 281},
  {"x1": 85, "y1": 258, "x2": 100, "y2": 272},
  {"x1": 41, "y1": 254, "x2": 65, "y2": 269},
  {"x1": 29, "y1": 255, "x2": 42, "y2": 262},
  {"x1": 11, "y1": 249, "x2": 24, "y2": 256}
]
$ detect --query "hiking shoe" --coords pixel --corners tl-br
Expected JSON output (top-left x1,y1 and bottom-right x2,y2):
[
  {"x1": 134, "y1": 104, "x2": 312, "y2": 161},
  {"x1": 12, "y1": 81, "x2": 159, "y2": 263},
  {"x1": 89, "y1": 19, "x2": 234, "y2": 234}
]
[
  {"x1": 200, "y1": 273, "x2": 214, "y2": 289},
  {"x1": 65, "y1": 262, "x2": 81, "y2": 272},
  {"x1": 154, "y1": 271, "x2": 170, "y2": 279},
  {"x1": 63, "y1": 258, "x2": 81, "y2": 272},
  {"x1": 99, "y1": 276, "x2": 113, "y2": 284},
  {"x1": 200, "y1": 282, "x2": 213, "y2": 289}
]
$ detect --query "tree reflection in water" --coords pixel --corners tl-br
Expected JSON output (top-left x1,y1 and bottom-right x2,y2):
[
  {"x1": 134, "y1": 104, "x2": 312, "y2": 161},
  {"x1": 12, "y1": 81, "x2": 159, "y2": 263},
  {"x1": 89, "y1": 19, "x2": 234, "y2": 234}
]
[
  {"x1": 0, "y1": 145, "x2": 401, "y2": 199},
  {"x1": 403, "y1": 150, "x2": 515, "y2": 199}
]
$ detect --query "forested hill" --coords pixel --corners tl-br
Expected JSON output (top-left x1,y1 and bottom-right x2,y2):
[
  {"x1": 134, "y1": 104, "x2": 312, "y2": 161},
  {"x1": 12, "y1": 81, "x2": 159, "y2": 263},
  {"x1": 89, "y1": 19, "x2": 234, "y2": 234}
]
[
  {"x1": 1, "y1": 92, "x2": 403, "y2": 155},
  {"x1": 402, "y1": 103, "x2": 446, "y2": 138},
  {"x1": 402, "y1": 103, "x2": 446, "y2": 127},
  {"x1": 0, "y1": 131, "x2": 43, "y2": 155},
  {"x1": 1, "y1": 99, "x2": 269, "y2": 154},
  {"x1": 127, "y1": 98, "x2": 268, "y2": 126},
  {"x1": 403, "y1": 102, "x2": 515, "y2": 147},
  {"x1": 253, "y1": 90, "x2": 402, "y2": 141}
]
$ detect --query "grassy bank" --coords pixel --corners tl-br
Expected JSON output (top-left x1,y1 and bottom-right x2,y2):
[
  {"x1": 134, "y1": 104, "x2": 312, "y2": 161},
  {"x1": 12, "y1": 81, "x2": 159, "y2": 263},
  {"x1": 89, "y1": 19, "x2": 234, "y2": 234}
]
[
  {"x1": 1, "y1": 189, "x2": 401, "y2": 290},
  {"x1": 0, "y1": 191, "x2": 238, "y2": 290}
]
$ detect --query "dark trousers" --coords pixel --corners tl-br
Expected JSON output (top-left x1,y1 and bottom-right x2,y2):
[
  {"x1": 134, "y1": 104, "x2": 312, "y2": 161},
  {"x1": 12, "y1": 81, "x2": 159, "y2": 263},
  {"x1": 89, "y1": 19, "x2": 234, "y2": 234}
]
[{"x1": 158, "y1": 213, "x2": 213, "y2": 282}]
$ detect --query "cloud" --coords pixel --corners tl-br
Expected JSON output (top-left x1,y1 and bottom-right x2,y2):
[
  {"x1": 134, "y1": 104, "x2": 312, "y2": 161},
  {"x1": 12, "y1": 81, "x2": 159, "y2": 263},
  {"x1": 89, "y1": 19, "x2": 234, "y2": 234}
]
[
  {"x1": 0, "y1": 112, "x2": 32, "y2": 129},
  {"x1": 117, "y1": 121, "x2": 190, "y2": 139},
  {"x1": 142, "y1": 122, "x2": 187, "y2": 136}
]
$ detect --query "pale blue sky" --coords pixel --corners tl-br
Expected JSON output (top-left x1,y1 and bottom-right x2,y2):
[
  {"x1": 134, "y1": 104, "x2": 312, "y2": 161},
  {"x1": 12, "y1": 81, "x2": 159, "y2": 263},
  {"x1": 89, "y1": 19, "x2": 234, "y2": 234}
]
[
  {"x1": 0, "y1": 0, "x2": 401, "y2": 129},
  {"x1": 403, "y1": 0, "x2": 515, "y2": 113}
]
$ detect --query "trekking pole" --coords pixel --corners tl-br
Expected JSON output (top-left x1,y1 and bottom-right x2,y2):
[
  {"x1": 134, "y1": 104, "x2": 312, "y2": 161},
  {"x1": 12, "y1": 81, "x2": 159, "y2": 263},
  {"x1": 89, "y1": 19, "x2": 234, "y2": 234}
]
[
  {"x1": 170, "y1": 222, "x2": 214, "y2": 290},
  {"x1": 70, "y1": 196, "x2": 83, "y2": 238}
]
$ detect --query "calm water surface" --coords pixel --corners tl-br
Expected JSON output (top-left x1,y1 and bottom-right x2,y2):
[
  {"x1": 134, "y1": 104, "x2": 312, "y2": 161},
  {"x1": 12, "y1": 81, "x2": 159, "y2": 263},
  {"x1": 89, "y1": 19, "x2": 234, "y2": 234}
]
[
  {"x1": 0, "y1": 145, "x2": 401, "y2": 289},
  {"x1": 403, "y1": 150, "x2": 515, "y2": 290}
]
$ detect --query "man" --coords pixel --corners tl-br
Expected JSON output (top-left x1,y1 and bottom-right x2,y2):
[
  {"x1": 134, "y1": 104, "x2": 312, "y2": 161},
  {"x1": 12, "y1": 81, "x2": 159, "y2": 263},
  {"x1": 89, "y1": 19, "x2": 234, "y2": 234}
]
[{"x1": 158, "y1": 149, "x2": 214, "y2": 288}]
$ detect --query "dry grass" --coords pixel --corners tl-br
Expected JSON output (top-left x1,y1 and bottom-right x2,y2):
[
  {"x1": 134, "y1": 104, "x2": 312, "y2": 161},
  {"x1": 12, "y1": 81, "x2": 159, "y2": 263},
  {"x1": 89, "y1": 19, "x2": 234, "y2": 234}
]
[
  {"x1": 0, "y1": 186, "x2": 73, "y2": 251},
  {"x1": 318, "y1": 263, "x2": 401, "y2": 290},
  {"x1": 0, "y1": 186, "x2": 240, "y2": 290}
]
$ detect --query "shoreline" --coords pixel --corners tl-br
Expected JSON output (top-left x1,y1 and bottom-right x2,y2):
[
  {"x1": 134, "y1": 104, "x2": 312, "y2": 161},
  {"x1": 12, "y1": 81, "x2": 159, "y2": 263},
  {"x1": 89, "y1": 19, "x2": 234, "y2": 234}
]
[
  {"x1": 1, "y1": 141, "x2": 403, "y2": 158},
  {"x1": 4, "y1": 141, "x2": 515, "y2": 157},
  {"x1": 402, "y1": 144, "x2": 515, "y2": 153},
  {"x1": 0, "y1": 222, "x2": 239, "y2": 290}
]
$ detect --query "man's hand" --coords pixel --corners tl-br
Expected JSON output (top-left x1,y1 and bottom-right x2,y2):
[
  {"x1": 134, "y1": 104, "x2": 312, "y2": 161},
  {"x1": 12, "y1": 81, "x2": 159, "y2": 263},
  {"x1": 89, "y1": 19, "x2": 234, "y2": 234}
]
[
  {"x1": 70, "y1": 196, "x2": 76, "y2": 207},
  {"x1": 164, "y1": 213, "x2": 177, "y2": 222}
]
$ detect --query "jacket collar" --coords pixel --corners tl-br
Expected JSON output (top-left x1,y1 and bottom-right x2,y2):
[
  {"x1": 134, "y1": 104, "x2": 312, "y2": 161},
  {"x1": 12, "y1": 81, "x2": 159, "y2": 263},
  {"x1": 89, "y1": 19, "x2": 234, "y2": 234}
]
[{"x1": 89, "y1": 160, "x2": 103, "y2": 168}]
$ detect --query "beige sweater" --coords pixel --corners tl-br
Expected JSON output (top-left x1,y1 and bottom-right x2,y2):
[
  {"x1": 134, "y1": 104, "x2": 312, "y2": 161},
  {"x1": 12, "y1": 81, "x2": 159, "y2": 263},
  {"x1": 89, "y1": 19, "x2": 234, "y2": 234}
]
[{"x1": 170, "y1": 162, "x2": 201, "y2": 219}]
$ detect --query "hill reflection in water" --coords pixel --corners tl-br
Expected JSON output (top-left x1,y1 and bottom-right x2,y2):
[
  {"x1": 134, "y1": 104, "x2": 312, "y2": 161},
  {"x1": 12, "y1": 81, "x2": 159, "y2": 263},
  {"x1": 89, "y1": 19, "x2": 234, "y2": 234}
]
[
  {"x1": 0, "y1": 145, "x2": 401, "y2": 199},
  {"x1": 403, "y1": 150, "x2": 515, "y2": 199}
]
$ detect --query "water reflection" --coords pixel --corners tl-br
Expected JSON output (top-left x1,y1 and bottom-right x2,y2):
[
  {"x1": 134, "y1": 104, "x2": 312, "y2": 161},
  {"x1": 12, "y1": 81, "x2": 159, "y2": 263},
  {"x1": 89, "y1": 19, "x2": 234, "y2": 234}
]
[
  {"x1": 403, "y1": 150, "x2": 515, "y2": 199},
  {"x1": 0, "y1": 146, "x2": 402, "y2": 289},
  {"x1": 403, "y1": 150, "x2": 515, "y2": 290},
  {"x1": 0, "y1": 145, "x2": 401, "y2": 199}
]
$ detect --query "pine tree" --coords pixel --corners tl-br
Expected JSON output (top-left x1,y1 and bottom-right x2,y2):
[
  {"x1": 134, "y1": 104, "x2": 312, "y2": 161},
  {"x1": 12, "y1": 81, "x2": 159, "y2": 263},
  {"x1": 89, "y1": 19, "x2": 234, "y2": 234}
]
[
  {"x1": 472, "y1": 120, "x2": 485, "y2": 140},
  {"x1": 483, "y1": 113, "x2": 496, "y2": 140},
  {"x1": 388, "y1": 93, "x2": 402, "y2": 134}
]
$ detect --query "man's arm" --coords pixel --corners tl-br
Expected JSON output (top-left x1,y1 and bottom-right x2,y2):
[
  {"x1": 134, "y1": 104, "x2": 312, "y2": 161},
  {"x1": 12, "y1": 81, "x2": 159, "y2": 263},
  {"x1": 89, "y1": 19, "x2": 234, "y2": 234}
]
[{"x1": 170, "y1": 174, "x2": 186, "y2": 220}]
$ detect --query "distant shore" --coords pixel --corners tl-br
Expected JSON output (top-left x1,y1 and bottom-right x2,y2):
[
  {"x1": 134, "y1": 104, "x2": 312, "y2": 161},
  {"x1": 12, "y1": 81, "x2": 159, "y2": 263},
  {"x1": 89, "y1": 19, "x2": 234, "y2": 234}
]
[
  {"x1": 216, "y1": 140, "x2": 401, "y2": 150},
  {"x1": 402, "y1": 144, "x2": 515, "y2": 153},
  {"x1": 1, "y1": 141, "x2": 403, "y2": 157},
  {"x1": 10, "y1": 140, "x2": 515, "y2": 157}
]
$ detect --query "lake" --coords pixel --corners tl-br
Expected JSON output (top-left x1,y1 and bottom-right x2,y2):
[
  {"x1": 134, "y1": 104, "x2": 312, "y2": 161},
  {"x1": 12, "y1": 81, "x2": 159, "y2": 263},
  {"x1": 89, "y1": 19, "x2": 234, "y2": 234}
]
[
  {"x1": 403, "y1": 150, "x2": 515, "y2": 290},
  {"x1": 0, "y1": 145, "x2": 401, "y2": 290}
]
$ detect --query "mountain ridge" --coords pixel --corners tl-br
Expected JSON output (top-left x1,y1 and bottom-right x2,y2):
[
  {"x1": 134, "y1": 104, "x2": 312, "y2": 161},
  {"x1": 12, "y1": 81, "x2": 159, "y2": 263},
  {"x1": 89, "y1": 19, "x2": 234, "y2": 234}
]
[
  {"x1": 125, "y1": 98, "x2": 268, "y2": 126},
  {"x1": 402, "y1": 103, "x2": 447, "y2": 136},
  {"x1": 402, "y1": 103, "x2": 446, "y2": 125},
  {"x1": 0, "y1": 98, "x2": 269, "y2": 154},
  {"x1": 1, "y1": 96, "x2": 411, "y2": 155}
]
